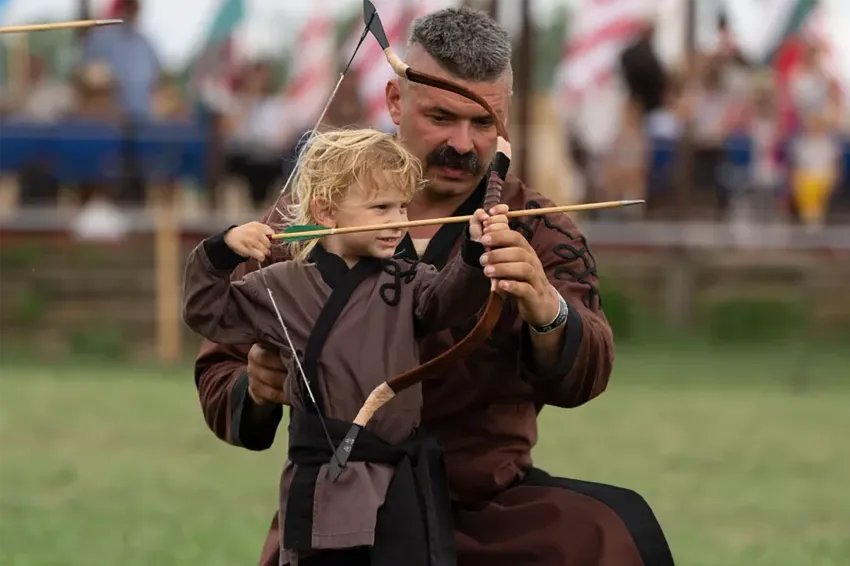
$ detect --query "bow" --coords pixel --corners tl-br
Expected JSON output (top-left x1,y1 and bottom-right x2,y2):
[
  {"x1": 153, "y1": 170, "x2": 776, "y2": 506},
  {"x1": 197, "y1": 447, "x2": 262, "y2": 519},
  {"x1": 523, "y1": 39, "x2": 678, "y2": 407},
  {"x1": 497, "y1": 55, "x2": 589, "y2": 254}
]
[{"x1": 326, "y1": 0, "x2": 513, "y2": 481}]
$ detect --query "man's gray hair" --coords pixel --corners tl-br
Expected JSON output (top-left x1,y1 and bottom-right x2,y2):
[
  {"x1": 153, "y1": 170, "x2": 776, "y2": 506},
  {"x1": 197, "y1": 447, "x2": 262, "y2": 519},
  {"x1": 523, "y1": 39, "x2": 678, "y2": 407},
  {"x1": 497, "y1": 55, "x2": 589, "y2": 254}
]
[{"x1": 406, "y1": 7, "x2": 513, "y2": 90}]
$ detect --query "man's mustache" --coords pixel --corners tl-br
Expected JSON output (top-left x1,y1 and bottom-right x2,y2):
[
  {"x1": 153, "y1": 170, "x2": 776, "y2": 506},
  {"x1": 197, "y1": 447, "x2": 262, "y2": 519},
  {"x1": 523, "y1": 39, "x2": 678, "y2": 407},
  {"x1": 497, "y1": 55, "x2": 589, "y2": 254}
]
[{"x1": 425, "y1": 145, "x2": 483, "y2": 175}]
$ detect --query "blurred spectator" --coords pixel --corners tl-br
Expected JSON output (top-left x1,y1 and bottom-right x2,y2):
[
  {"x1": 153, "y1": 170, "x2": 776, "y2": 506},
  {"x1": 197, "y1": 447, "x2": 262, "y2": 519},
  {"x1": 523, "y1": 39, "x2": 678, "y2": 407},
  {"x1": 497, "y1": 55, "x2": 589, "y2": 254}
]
[
  {"x1": 82, "y1": 0, "x2": 161, "y2": 120},
  {"x1": 222, "y1": 61, "x2": 290, "y2": 209},
  {"x1": 67, "y1": 61, "x2": 128, "y2": 241},
  {"x1": 600, "y1": 95, "x2": 646, "y2": 217},
  {"x1": 746, "y1": 73, "x2": 785, "y2": 222},
  {"x1": 789, "y1": 110, "x2": 841, "y2": 229},
  {"x1": 645, "y1": 74, "x2": 685, "y2": 141},
  {"x1": 0, "y1": 53, "x2": 74, "y2": 122},
  {"x1": 71, "y1": 62, "x2": 122, "y2": 124},
  {"x1": 787, "y1": 39, "x2": 840, "y2": 129},
  {"x1": 690, "y1": 59, "x2": 734, "y2": 214},
  {"x1": 83, "y1": 0, "x2": 160, "y2": 207},
  {"x1": 152, "y1": 75, "x2": 190, "y2": 122}
]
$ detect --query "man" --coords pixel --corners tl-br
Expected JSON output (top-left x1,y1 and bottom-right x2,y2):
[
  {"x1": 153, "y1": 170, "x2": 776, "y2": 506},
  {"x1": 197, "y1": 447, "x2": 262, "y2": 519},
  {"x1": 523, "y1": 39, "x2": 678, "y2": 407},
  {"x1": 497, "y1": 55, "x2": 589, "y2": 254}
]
[
  {"x1": 82, "y1": 0, "x2": 160, "y2": 121},
  {"x1": 194, "y1": 7, "x2": 674, "y2": 566}
]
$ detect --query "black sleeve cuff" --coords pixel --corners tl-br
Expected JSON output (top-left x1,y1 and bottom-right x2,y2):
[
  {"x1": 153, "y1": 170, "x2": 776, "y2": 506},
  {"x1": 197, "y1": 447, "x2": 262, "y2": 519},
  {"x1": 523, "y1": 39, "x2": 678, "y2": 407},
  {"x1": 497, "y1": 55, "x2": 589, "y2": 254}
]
[
  {"x1": 518, "y1": 302, "x2": 583, "y2": 385},
  {"x1": 460, "y1": 226, "x2": 486, "y2": 269},
  {"x1": 229, "y1": 372, "x2": 283, "y2": 451},
  {"x1": 203, "y1": 226, "x2": 249, "y2": 271}
]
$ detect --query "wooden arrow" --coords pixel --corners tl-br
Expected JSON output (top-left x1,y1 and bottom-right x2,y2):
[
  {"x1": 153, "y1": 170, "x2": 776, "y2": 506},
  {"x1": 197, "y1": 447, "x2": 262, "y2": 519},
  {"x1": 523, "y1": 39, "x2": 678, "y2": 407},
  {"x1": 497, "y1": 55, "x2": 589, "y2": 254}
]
[
  {"x1": 0, "y1": 19, "x2": 123, "y2": 34},
  {"x1": 272, "y1": 199, "x2": 644, "y2": 241}
]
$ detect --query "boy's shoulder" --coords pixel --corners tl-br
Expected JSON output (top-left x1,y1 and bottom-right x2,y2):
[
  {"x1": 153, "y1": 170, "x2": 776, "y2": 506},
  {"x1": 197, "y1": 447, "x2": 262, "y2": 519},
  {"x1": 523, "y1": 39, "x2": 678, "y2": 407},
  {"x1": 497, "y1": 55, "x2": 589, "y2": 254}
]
[{"x1": 259, "y1": 258, "x2": 316, "y2": 280}]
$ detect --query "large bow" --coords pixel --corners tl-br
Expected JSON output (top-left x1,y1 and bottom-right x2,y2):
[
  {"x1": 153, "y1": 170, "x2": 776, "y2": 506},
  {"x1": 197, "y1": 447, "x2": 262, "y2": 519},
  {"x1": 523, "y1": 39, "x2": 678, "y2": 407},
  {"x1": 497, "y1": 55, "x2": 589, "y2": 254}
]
[{"x1": 326, "y1": 0, "x2": 513, "y2": 481}]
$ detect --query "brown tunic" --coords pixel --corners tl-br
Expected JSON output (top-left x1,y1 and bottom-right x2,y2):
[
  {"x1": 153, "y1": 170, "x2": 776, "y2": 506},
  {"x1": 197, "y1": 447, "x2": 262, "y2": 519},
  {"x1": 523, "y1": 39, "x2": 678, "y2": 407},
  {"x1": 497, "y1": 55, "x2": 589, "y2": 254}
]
[
  {"x1": 182, "y1": 229, "x2": 490, "y2": 560},
  {"x1": 192, "y1": 175, "x2": 674, "y2": 566}
]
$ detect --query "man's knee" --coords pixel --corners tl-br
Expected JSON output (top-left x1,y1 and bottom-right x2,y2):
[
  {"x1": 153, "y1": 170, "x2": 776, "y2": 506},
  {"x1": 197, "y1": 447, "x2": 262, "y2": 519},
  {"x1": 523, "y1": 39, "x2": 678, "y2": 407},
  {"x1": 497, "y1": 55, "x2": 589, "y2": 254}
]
[{"x1": 522, "y1": 470, "x2": 674, "y2": 565}]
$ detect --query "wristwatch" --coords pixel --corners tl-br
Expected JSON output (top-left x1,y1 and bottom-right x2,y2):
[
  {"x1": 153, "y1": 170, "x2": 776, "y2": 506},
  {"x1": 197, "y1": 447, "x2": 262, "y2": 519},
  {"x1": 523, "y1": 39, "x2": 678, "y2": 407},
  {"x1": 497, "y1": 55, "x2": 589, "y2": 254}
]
[{"x1": 530, "y1": 293, "x2": 568, "y2": 334}]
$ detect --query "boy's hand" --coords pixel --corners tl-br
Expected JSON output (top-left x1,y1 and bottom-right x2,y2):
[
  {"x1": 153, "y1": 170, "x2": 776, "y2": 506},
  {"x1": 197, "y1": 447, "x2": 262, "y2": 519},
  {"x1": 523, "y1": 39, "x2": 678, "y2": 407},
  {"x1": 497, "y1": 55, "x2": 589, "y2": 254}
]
[
  {"x1": 224, "y1": 222, "x2": 274, "y2": 262},
  {"x1": 470, "y1": 204, "x2": 510, "y2": 242}
]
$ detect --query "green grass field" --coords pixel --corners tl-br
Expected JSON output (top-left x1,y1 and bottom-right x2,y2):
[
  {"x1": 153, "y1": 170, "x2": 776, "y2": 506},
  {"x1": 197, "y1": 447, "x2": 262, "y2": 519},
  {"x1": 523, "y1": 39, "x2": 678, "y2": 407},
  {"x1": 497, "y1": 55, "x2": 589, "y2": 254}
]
[{"x1": 1, "y1": 342, "x2": 849, "y2": 566}]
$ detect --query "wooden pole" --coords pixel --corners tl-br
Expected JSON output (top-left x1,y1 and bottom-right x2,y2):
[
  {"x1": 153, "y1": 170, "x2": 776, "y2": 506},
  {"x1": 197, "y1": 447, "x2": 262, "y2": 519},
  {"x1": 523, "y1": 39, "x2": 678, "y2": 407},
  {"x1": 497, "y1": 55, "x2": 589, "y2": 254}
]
[
  {"x1": 675, "y1": 0, "x2": 696, "y2": 220},
  {"x1": 516, "y1": 0, "x2": 532, "y2": 182},
  {"x1": 152, "y1": 185, "x2": 182, "y2": 361}
]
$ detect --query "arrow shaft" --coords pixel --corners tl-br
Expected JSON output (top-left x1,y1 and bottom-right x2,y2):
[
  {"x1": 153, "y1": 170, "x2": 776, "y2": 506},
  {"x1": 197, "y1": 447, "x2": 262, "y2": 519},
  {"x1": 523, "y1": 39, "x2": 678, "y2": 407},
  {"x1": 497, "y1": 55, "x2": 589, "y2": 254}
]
[
  {"x1": 0, "y1": 19, "x2": 123, "y2": 34},
  {"x1": 271, "y1": 199, "x2": 644, "y2": 240}
]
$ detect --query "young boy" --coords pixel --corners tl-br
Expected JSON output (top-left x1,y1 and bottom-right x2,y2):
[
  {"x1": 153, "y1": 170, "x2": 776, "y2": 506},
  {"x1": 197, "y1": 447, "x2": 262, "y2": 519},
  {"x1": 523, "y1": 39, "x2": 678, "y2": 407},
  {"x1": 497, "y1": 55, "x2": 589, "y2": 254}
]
[{"x1": 182, "y1": 129, "x2": 508, "y2": 566}]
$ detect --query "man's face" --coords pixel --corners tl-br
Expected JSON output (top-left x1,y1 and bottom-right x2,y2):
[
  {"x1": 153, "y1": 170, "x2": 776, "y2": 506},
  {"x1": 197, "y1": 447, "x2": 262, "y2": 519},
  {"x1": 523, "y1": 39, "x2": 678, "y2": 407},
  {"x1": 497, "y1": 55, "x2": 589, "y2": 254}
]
[{"x1": 386, "y1": 45, "x2": 511, "y2": 200}]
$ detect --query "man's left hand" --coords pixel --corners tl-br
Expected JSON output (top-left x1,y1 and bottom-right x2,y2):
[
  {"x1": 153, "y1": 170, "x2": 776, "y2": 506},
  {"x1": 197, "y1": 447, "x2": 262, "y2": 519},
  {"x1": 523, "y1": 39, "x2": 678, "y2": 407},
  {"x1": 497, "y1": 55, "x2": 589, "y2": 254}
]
[{"x1": 479, "y1": 227, "x2": 560, "y2": 328}]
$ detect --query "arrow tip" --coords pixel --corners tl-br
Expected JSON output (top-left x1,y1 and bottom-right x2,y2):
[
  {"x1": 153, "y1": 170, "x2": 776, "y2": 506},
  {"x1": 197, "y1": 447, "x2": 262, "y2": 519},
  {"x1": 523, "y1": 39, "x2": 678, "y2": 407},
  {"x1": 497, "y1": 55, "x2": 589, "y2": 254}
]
[
  {"x1": 94, "y1": 19, "x2": 124, "y2": 27},
  {"x1": 620, "y1": 199, "x2": 646, "y2": 206}
]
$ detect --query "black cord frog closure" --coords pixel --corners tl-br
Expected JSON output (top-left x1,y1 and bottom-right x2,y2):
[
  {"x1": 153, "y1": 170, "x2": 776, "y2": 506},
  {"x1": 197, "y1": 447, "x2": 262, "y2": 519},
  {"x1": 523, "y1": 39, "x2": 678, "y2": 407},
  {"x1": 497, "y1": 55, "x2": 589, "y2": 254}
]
[
  {"x1": 509, "y1": 200, "x2": 601, "y2": 310},
  {"x1": 379, "y1": 258, "x2": 419, "y2": 306}
]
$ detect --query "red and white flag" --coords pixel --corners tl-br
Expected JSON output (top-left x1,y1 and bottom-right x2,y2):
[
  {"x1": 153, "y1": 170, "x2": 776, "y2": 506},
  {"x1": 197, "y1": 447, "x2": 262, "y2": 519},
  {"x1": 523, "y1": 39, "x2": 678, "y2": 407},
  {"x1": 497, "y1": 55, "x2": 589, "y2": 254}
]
[
  {"x1": 553, "y1": 0, "x2": 651, "y2": 109},
  {"x1": 342, "y1": 0, "x2": 413, "y2": 132},
  {"x1": 341, "y1": 0, "x2": 457, "y2": 132},
  {"x1": 283, "y1": 3, "x2": 337, "y2": 136}
]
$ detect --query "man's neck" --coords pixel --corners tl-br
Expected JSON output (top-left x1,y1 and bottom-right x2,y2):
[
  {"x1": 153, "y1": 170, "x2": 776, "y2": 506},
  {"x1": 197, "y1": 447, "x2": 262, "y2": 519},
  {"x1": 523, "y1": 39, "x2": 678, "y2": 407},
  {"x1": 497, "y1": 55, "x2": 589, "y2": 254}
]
[{"x1": 407, "y1": 183, "x2": 482, "y2": 238}]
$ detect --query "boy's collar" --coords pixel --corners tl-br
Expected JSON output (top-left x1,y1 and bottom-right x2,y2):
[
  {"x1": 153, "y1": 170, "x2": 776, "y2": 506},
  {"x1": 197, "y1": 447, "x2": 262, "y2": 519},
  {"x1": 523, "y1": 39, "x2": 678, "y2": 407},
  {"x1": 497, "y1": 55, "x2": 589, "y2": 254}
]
[{"x1": 308, "y1": 243, "x2": 384, "y2": 289}]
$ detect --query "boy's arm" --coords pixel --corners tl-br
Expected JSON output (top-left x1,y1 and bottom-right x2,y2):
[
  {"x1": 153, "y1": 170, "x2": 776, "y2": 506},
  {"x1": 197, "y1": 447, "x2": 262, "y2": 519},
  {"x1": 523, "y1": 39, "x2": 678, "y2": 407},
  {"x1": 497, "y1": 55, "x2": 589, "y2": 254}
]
[
  {"x1": 413, "y1": 231, "x2": 491, "y2": 334},
  {"x1": 182, "y1": 227, "x2": 269, "y2": 345}
]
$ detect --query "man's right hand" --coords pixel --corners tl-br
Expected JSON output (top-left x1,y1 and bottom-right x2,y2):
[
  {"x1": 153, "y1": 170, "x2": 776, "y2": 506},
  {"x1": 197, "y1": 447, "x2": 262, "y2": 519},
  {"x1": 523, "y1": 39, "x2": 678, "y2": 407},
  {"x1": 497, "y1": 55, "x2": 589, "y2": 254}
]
[{"x1": 247, "y1": 344, "x2": 289, "y2": 406}]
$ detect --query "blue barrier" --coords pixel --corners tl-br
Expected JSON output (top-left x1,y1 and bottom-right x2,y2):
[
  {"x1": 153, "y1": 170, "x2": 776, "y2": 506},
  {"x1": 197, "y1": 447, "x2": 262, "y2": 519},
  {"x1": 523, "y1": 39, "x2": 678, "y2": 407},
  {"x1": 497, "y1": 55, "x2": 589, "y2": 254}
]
[
  {"x1": 0, "y1": 119, "x2": 207, "y2": 185},
  {"x1": 0, "y1": 120, "x2": 846, "y2": 191},
  {"x1": 647, "y1": 133, "x2": 850, "y2": 189}
]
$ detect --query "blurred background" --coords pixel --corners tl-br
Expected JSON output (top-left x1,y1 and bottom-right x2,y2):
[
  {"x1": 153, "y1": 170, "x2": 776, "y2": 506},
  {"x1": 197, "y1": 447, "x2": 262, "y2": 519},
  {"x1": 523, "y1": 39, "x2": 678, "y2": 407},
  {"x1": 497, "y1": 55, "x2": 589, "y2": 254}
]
[{"x1": 0, "y1": 1, "x2": 848, "y2": 565}]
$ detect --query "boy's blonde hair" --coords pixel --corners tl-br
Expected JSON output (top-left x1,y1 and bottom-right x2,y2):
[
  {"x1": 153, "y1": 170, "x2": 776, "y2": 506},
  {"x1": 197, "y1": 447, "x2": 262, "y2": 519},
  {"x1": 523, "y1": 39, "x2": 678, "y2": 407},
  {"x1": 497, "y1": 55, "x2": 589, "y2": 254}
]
[{"x1": 283, "y1": 129, "x2": 425, "y2": 261}]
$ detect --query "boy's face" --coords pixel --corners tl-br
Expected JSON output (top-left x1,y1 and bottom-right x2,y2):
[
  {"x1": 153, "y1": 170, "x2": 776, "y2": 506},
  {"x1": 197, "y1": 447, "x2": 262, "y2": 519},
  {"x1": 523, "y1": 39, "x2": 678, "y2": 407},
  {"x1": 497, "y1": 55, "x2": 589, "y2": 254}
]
[{"x1": 316, "y1": 181, "x2": 411, "y2": 260}]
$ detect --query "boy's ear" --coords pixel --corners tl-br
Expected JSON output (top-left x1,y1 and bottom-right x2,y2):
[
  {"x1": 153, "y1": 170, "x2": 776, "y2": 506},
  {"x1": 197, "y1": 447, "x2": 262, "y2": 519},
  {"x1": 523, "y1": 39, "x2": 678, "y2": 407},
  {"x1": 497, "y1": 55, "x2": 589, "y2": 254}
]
[{"x1": 310, "y1": 197, "x2": 337, "y2": 228}]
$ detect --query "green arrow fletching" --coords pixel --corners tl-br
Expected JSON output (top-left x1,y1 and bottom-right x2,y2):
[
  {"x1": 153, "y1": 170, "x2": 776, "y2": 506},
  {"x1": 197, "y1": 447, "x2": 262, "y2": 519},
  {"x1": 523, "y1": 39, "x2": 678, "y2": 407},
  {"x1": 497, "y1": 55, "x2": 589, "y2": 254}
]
[{"x1": 280, "y1": 224, "x2": 329, "y2": 242}]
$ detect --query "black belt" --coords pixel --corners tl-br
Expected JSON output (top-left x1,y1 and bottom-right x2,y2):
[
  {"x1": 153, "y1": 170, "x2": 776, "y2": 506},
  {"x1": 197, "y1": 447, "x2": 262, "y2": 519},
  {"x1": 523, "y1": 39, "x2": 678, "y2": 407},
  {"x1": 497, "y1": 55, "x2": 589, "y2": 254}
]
[{"x1": 283, "y1": 409, "x2": 457, "y2": 566}]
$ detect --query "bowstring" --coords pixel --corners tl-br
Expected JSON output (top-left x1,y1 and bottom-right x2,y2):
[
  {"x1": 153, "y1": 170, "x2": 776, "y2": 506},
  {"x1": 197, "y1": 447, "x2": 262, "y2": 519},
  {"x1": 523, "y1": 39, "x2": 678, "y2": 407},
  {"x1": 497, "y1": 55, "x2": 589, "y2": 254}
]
[
  {"x1": 253, "y1": 15, "x2": 376, "y2": 463},
  {"x1": 272, "y1": 14, "x2": 375, "y2": 219}
]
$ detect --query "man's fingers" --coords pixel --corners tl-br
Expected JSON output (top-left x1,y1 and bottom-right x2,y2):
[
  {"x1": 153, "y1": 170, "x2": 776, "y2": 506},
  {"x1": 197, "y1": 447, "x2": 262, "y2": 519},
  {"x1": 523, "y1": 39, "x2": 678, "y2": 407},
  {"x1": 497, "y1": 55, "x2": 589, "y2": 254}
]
[
  {"x1": 484, "y1": 223, "x2": 510, "y2": 233},
  {"x1": 481, "y1": 228, "x2": 533, "y2": 250},
  {"x1": 497, "y1": 279, "x2": 536, "y2": 298},
  {"x1": 483, "y1": 261, "x2": 537, "y2": 282},
  {"x1": 489, "y1": 204, "x2": 510, "y2": 216},
  {"x1": 481, "y1": 247, "x2": 533, "y2": 265},
  {"x1": 485, "y1": 213, "x2": 509, "y2": 224}
]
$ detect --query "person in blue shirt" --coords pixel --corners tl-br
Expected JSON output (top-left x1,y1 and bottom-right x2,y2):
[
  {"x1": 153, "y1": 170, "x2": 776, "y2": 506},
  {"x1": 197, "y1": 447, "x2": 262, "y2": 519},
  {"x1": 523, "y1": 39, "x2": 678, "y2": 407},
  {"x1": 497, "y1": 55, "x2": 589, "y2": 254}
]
[{"x1": 82, "y1": 0, "x2": 160, "y2": 121}]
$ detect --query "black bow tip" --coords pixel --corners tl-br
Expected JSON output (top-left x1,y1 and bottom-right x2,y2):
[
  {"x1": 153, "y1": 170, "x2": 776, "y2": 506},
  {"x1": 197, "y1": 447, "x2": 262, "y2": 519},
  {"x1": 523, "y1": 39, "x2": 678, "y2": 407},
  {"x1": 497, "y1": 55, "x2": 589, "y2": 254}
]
[{"x1": 362, "y1": 0, "x2": 390, "y2": 49}]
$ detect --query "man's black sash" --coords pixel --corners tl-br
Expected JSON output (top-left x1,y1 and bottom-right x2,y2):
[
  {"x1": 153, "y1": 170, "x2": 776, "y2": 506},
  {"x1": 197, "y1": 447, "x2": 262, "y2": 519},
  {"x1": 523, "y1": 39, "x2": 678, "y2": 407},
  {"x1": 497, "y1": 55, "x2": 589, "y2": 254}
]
[{"x1": 283, "y1": 409, "x2": 457, "y2": 566}]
